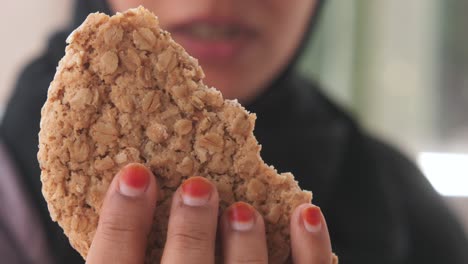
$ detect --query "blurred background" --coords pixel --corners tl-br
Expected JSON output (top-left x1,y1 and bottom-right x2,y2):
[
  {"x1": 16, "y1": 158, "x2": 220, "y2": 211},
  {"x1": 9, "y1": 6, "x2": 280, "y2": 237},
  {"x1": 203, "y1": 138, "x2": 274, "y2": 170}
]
[
  {"x1": 1, "y1": 0, "x2": 467, "y2": 233},
  {"x1": 300, "y1": 0, "x2": 468, "y2": 233}
]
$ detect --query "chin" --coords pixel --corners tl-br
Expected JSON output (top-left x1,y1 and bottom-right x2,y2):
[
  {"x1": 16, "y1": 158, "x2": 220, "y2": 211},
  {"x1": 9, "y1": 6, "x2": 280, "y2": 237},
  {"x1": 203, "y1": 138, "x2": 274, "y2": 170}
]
[
  {"x1": 204, "y1": 79, "x2": 237, "y2": 100},
  {"x1": 201, "y1": 62, "x2": 269, "y2": 103},
  {"x1": 201, "y1": 67, "x2": 239, "y2": 100}
]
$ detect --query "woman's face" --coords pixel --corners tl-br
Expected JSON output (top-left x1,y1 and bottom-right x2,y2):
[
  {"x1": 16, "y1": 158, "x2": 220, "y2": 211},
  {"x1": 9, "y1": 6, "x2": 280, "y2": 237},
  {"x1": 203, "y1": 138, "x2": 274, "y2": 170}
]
[{"x1": 109, "y1": 0, "x2": 317, "y2": 103}]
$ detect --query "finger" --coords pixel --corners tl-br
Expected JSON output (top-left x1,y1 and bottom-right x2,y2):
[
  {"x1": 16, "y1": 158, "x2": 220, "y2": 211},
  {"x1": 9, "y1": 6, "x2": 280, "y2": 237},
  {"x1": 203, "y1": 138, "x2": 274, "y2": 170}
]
[
  {"x1": 221, "y1": 202, "x2": 268, "y2": 264},
  {"x1": 161, "y1": 176, "x2": 219, "y2": 264},
  {"x1": 290, "y1": 204, "x2": 333, "y2": 264},
  {"x1": 86, "y1": 163, "x2": 157, "y2": 264}
]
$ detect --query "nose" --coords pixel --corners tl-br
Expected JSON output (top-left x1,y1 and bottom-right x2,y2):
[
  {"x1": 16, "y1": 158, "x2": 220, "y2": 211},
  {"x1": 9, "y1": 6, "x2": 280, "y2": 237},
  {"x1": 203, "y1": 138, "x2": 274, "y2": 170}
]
[{"x1": 178, "y1": 0, "x2": 235, "y2": 17}]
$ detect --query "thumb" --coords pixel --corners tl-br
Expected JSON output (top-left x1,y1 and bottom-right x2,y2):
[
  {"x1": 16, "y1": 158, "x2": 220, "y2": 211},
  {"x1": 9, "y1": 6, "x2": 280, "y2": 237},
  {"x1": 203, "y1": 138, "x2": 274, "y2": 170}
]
[{"x1": 86, "y1": 163, "x2": 157, "y2": 264}]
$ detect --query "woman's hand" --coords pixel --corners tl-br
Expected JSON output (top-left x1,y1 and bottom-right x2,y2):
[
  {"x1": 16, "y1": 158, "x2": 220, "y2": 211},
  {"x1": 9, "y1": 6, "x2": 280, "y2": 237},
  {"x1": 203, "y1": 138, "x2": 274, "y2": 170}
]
[{"x1": 86, "y1": 163, "x2": 335, "y2": 264}]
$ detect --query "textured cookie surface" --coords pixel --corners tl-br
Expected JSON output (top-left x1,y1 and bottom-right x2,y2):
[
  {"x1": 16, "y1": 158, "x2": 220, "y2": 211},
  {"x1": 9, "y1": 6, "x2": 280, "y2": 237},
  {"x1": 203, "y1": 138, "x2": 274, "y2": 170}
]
[{"x1": 38, "y1": 7, "x2": 312, "y2": 263}]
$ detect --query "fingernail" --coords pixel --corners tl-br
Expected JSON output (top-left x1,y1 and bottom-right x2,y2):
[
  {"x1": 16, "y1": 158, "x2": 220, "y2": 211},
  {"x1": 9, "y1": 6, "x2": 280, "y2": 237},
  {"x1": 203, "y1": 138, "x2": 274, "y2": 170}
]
[
  {"x1": 181, "y1": 176, "x2": 212, "y2": 206},
  {"x1": 301, "y1": 205, "x2": 322, "y2": 233},
  {"x1": 228, "y1": 202, "x2": 255, "y2": 232},
  {"x1": 118, "y1": 163, "x2": 151, "y2": 197}
]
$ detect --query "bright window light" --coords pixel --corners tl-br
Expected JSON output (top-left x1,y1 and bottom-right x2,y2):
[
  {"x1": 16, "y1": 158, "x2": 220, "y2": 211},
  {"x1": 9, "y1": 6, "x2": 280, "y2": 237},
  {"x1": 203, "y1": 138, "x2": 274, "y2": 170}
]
[{"x1": 418, "y1": 152, "x2": 468, "y2": 197}]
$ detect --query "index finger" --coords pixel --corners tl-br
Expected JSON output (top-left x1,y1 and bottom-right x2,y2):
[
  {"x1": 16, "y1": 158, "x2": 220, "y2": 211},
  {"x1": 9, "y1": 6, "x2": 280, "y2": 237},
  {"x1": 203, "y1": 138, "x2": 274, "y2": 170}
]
[{"x1": 86, "y1": 163, "x2": 158, "y2": 264}]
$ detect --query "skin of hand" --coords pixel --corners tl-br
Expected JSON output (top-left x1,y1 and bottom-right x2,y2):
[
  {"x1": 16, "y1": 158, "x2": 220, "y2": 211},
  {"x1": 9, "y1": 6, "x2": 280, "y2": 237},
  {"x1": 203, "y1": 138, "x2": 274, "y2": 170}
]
[{"x1": 86, "y1": 163, "x2": 334, "y2": 264}]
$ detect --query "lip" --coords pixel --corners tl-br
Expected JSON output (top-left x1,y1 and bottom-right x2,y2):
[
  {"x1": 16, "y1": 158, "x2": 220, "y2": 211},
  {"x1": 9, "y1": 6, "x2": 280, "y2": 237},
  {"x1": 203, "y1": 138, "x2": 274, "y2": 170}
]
[{"x1": 167, "y1": 17, "x2": 256, "y2": 63}]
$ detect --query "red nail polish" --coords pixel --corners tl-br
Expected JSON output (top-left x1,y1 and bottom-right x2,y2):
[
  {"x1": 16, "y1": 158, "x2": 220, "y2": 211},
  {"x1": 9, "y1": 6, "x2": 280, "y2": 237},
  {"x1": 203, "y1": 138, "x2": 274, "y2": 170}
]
[
  {"x1": 228, "y1": 202, "x2": 255, "y2": 231},
  {"x1": 119, "y1": 163, "x2": 151, "y2": 197},
  {"x1": 301, "y1": 205, "x2": 322, "y2": 233},
  {"x1": 181, "y1": 176, "x2": 212, "y2": 206}
]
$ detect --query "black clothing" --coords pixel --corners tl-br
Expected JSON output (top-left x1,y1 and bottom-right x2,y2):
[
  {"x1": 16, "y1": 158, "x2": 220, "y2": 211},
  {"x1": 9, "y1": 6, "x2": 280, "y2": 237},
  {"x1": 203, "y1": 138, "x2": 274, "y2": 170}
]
[
  {"x1": 249, "y1": 74, "x2": 468, "y2": 263},
  {"x1": 1, "y1": 0, "x2": 467, "y2": 263}
]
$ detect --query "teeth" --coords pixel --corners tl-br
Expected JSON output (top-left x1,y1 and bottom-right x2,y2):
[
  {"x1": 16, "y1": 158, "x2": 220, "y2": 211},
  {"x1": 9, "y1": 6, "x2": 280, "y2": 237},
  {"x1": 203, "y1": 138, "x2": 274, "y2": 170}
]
[{"x1": 187, "y1": 24, "x2": 239, "y2": 40}]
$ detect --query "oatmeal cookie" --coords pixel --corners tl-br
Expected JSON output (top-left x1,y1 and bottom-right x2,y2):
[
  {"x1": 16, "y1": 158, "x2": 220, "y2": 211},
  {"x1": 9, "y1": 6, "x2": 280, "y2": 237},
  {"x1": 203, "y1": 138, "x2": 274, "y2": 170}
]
[{"x1": 38, "y1": 6, "x2": 324, "y2": 263}]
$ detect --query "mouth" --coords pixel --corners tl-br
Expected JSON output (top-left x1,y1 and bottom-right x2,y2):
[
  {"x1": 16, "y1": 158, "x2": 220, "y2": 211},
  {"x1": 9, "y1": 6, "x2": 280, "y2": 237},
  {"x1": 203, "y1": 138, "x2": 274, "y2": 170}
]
[
  {"x1": 174, "y1": 23, "x2": 246, "y2": 41},
  {"x1": 168, "y1": 18, "x2": 256, "y2": 62}
]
